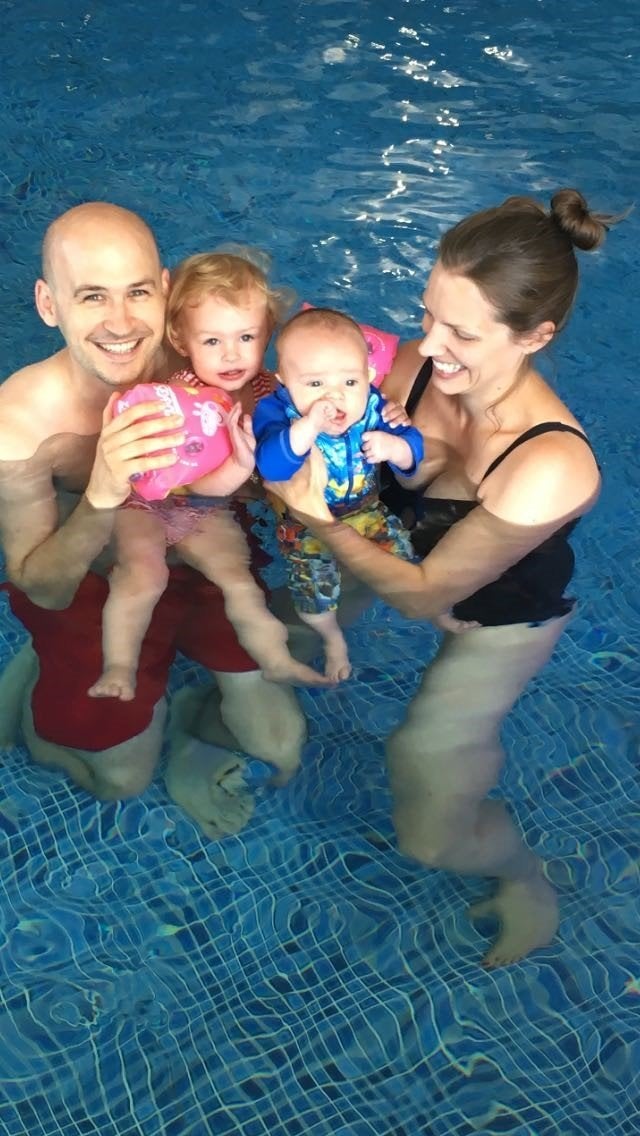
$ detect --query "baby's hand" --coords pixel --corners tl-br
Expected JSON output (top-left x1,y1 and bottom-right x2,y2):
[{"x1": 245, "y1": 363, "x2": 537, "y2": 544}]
[
  {"x1": 307, "y1": 398, "x2": 342, "y2": 430},
  {"x1": 361, "y1": 430, "x2": 411, "y2": 467},
  {"x1": 381, "y1": 399, "x2": 411, "y2": 429}
]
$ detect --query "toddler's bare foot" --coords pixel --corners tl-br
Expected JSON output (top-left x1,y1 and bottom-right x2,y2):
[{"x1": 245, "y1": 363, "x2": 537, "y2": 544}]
[
  {"x1": 88, "y1": 666, "x2": 137, "y2": 701},
  {"x1": 261, "y1": 654, "x2": 335, "y2": 688},
  {"x1": 324, "y1": 638, "x2": 352, "y2": 683}
]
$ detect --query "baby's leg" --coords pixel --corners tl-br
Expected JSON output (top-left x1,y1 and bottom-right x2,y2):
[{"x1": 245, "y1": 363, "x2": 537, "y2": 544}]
[
  {"x1": 177, "y1": 510, "x2": 331, "y2": 687},
  {"x1": 88, "y1": 509, "x2": 169, "y2": 701},
  {"x1": 297, "y1": 609, "x2": 351, "y2": 683},
  {"x1": 285, "y1": 541, "x2": 351, "y2": 682},
  {"x1": 296, "y1": 501, "x2": 417, "y2": 676}
]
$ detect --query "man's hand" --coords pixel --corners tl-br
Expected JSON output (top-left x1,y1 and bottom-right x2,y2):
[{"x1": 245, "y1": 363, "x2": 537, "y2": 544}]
[{"x1": 84, "y1": 394, "x2": 185, "y2": 509}]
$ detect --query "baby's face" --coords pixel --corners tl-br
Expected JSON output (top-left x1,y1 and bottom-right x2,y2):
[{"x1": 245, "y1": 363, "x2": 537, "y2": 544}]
[
  {"x1": 175, "y1": 289, "x2": 270, "y2": 393},
  {"x1": 278, "y1": 326, "x2": 370, "y2": 434}
]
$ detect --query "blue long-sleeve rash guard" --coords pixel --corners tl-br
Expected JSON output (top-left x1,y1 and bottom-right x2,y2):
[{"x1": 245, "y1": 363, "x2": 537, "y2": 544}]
[{"x1": 254, "y1": 385, "x2": 424, "y2": 513}]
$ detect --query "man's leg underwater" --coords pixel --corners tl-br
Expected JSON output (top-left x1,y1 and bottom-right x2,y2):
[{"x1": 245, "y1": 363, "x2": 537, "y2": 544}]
[
  {"x1": 1, "y1": 571, "x2": 195, "y2": 800},
  {"x1": 162, "y1": 560, "x2": 374, "y2": 840},
  {"x1": 1, "y1": 640, "x2": 164, "y2": 798},
  {"x1": 165, "y1": 671, "x2": 307, "y2": 839}
]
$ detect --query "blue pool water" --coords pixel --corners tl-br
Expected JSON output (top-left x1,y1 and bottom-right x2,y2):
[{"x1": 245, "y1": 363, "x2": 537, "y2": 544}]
[{"x1": 1, "y1": 1, "x2": 639, "y2": 1133}]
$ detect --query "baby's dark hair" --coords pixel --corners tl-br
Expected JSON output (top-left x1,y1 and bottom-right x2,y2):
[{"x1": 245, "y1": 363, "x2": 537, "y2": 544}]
[{"x1": 276, "y1": 307, "x2": 366, "y2": 361}]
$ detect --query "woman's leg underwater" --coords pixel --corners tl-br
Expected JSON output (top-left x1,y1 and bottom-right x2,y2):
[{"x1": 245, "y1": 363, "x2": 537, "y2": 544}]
[{"x1": 386, "y1": 612, "x2": 572, "y2": 967}]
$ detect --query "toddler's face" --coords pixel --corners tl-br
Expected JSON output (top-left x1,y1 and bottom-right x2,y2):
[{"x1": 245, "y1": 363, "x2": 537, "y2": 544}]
[
  {"x1": 278, "y1": 326, "x2": 370, "y2": 434},
  {"x1": 175, "y1": 289, "x2": 271, "y2": 393}
]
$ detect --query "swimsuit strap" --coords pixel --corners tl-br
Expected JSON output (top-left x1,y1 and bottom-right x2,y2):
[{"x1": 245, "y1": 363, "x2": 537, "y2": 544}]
[
  {"x1": 480, "y1": 421, "x2": 594, "y2": 483},
  {"x1": 406, "y1": 358, "x2": 433, "y2": 417}
]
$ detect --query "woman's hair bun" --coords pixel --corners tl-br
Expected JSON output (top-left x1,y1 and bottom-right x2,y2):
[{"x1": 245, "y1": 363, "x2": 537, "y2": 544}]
[{"x1": 550, "y1": 188, "x2": 610, "y2": 251}]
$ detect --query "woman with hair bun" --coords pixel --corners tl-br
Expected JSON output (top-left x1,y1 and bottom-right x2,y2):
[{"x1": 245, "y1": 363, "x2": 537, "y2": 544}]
[{"x1": 266, "y1": 189, "x2": 622, "y2": 967}]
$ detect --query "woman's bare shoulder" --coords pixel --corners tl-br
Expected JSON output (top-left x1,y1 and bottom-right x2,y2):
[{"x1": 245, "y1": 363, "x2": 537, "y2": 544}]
[
  {"x1": 481, "y1": 428, "x2": 600, "y2": 525},
  {"x1": 381, "y1": 339, "x2": 424, "y2": 404}
]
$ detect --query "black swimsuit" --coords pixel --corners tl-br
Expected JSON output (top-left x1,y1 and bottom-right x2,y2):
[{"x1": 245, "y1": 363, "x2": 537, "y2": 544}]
[{"x1": 380, "y1": 360, "x2": 596, "y2": 627}]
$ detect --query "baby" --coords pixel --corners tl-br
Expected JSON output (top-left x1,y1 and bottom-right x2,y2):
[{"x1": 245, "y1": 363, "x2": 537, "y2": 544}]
[
  {"x1": 254, "y1": 307, "x2": 424, "y2": 681},
  {"x1": 89, "y1": 252, "x2": 328, "y2": 701}
]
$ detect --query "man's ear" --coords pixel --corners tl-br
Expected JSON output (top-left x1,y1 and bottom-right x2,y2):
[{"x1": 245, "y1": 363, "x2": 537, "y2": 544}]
[
  {"x1": 161, "y1": 267, "x2": 170, "y2": 297},
  {"x1": 34, "y1": 279, "x2": 59, "y2": 327},
  {"x1": 519, "y1": 320, "x2": 555, "y2": 354}
]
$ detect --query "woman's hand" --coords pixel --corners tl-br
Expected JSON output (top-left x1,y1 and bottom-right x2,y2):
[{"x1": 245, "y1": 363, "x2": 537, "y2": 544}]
[
  {"x1": 264, "y1": 445, "x2": 333, "y2": 523},
  {"x1": 381, "y1": 398, "x2": 411, "y2": 429},
  {"x1": 432, "y1": 610, "x2": 481, "y2": 634}
]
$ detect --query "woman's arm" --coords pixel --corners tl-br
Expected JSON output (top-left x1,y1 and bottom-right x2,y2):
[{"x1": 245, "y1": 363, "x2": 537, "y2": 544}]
[
  {"x1": 308, "y1": 505, "x2": 578, "y2": 619},
  {"x1": 265, "y1": 436, "x2": 600, "y2": 621}
]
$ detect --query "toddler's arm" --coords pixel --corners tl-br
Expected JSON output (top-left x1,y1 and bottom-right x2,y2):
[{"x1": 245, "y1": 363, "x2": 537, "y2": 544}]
[{"x1": 187, "y1": 403, "x2": 255, "y2": 496}]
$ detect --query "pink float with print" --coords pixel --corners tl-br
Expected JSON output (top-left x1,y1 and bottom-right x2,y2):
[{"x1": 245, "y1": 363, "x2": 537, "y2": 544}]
[
  {"x1": 301, "y1": 303, "x2": 399, "y2": 386},
  {"x1": 114, "y1": 381, "x2": 233, "y2": 502}
]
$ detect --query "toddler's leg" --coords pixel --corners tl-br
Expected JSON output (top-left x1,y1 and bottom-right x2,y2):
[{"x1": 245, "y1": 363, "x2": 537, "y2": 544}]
[
  {"x1": 88, "y1": 510, "x2": 169, "y2": 701},
  {"x1": 177, "y1": 510, "x2": 331, "y2": 687}
]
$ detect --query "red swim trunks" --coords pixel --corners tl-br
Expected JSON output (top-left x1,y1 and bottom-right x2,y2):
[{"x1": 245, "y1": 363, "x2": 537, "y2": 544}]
[{"x1": 2, "y1": 565, "x2": 259, "y2": 752}]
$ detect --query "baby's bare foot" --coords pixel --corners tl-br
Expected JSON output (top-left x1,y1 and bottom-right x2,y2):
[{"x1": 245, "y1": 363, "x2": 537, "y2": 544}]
[
  {"x1": 88, "y1": 666, "x2": 137, "y2": 701},
  {"x1": 262, "y1": 654, "x2": 334, "y2": 688},
  {"x1": 324, "y1": 639, "x2": 352, "y2": 683}
]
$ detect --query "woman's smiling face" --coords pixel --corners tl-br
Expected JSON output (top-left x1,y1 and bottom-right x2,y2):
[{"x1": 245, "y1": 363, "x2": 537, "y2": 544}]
[{"x1": 418, "y1": 261, "x2": 531, "y2": 396}]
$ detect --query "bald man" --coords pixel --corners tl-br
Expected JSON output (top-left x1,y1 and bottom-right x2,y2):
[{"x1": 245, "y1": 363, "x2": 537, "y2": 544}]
[{"x1": 0, "y1": 202, "x2": 306, "y2": 838}]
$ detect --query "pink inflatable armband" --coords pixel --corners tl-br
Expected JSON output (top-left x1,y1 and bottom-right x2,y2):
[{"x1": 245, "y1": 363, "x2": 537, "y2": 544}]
[
  {"x1": 114, "y1": 381, "x2": 233, "y2": 501},
  {"x1": 302, "y1": 303, "x2": 399, "y2": 386}
]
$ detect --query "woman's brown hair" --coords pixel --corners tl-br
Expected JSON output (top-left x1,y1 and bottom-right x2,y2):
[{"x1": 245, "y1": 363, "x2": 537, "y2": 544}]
[{"x1": 439, "y1": 188, "x2": 623, "y2": 337}]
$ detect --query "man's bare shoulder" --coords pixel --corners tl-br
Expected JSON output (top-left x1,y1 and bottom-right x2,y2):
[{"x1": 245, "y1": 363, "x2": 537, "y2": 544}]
[{"x1": 0, "y1": 351, "x2": 71, "y2": 460}]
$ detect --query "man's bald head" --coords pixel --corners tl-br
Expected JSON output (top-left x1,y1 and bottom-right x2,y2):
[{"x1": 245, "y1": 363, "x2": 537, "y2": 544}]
[
  {"x1": 41, "y1": 202, "x2": 161, "y2": 290},
  {"x1": 35, "y1": 201, "x2": 169, "y2": 389}
]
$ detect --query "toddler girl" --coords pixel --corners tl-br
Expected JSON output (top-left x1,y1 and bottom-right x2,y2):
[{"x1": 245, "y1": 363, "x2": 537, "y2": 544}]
[{"x1": 89, "y1": 253, "x2": 328, "y2": 701}]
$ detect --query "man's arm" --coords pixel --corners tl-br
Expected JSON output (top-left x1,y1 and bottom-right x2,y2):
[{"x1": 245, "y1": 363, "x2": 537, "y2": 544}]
[
  {"x1": 0, "y1": 395, "x2": 186, "y2": 609},
  {"x1": 0, "y1": 449, "x2": 118, "y2": 609}
]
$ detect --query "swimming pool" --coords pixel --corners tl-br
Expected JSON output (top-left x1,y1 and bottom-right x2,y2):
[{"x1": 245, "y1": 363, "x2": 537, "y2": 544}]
[{"x1": 1, "y1": 1, "x2": 639, "y2": 1133}]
